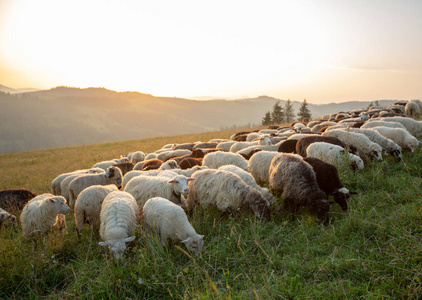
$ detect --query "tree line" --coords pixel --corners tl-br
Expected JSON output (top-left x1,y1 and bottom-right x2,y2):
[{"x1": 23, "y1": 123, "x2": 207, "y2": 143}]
[{"x1": 261, "y1": 99, "x2": 311, "y2": 126}]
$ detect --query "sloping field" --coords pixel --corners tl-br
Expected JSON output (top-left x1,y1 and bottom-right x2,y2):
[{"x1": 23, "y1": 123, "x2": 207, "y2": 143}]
[{"x1": 1, "y1": 129, "x2": 422, "y2": 299}]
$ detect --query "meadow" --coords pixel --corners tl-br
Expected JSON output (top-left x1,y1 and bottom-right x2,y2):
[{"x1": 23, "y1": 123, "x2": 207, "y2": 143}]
[{"x1": 1, "y1": 128, "x2": 422, "y2": 299}]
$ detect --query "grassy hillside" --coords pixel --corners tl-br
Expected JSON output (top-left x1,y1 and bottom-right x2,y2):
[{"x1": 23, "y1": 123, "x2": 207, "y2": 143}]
[{"x1": 1, "y1": 129, "x2": 422, "y2": 299}]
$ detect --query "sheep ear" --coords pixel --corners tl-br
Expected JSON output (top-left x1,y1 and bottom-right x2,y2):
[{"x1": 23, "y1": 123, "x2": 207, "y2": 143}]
[
  {"x1": 124, "y1": 236, "x2": 135, "y2": 243},
  {"x1": 168, "y1": 179, "x2": 175, "y2": 184},
  {"x1": 181, "y1": 237, "x2": 191, "y2": 244},
  {"x1": 49, "y1": 198, "x2": 55, "y2": 203},
  {"x1": 98, "y1": 241, "x2": 109, "y2": 247},
  {"x1": 199, "y1": 235, "x2": 204, "y2": 239},
  {"x1": 187, "y1": 178, "x2": 195, "y2": 182}
]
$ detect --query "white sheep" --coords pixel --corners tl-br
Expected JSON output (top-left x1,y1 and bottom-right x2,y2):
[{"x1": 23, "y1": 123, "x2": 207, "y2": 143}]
[
  {"x1": 218, "y1": 165, "x2": 277, "y2": 204},
  {"x1": 74, "y1": 184, "x2": 119, "y2": 237},
  {"x1": 322, "y1": 129, "x2": 383, "y2": 163},
  {"x1": 405, "y1": 102, "x2": 419, "y2": 118},
  {"x1": 230, "y1": 141, "x2": 259, "y2": 153},
  {"x1": 345, "y1": 128, "x2": 402, "y2": 160},
  {"x1": 247, "y1": 150, "x2": 281, "y2": 185},
  {"x1": 287, "y1": 133, "x2": 319, "y2": 140},
  {"x1": 410, "y1": 99, "x2": 422, "y2": 112},
  {"x1": 98, "y1": 191, "x2": 139, "y2": 259},
  {"x1": 143, "y1": 197, "x2": 204, "y2": 253},
  {"x1": 0, "y1": 207, "x2": 17, "y2": 227},
  {"x1": 376, "y1": 117, "x2": 422, "y2": 139},
  {"x1": 156, "y1": 150, "x2": 192, "y2": 162},
  {"x1": 202, "y1": 151, "x2": 248, "y2": 171},
  {"x1": 306, "y1": 142, "x2": 364, "y2": 171},
  {"x1": 145, "y1": 153, "x2": 158, "y2": 160},
  {"x1": 129, "y1": 151, "x2": 145, "y2": 164},
  {"x1": 361, "y1": 121, "x2": 407, "y2": 130},
  {"x1": 187, "y1": 169, "x2": 271, "y2": 221},
  {"x1": 20, "y1": 194, "x2": 70, "y2": 239},
  {"x1": 51, "y1": 167, "x2": 104, "y2": 195},
  {"x1": 68, "y1": 166, "x2": 123, "y2": 209},
  {"x1": 216, "y1": 141, "x2": 237, "y2": 151},
  {"x1": 124, "y1": 174, "x2": 193, "y2": 209},
  {"x1": 371, "y1": 127, "x2": 420, "y2": 152}
]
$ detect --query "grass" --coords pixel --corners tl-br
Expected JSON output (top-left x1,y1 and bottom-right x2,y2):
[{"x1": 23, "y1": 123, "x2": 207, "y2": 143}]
[{"x1": 1, "y1": 128, "x2": 422, "y2": 299}]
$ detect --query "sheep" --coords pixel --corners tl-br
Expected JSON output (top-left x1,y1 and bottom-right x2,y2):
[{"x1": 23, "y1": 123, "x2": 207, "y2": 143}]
[
  {"x1": 361, "y1": 121, "x2": 407, "y2": 130},
  {"x1": 322, "y1": 129, "x2": 383, "y2": 163},
  {"x1": 129, "y1": 151, "x2": 145, "y2": 164},
  {"x1": 157, "y1": 150, "x2": 192, "y2": 161},
  {"x1": 98, "y1": 191, "x2": 138, "y2": 259},
  {"x1": 187, "y1": 169, "x2": 271, "y2": 222},
  {"x1": 295, "y1": 135, "x2": 358, "y2": 157},
  {"x1": 217, "y1": 141, "x2": 237, "y2": 151},
  {"x1": 277, "y1": 139, "x2": 298, "y2": 153},
  {"x1": 51, "y1": 167, "x2": 104, "y2": 195},
  {"x1": 143, "y1": 197, "x2": 204, "y2": 253},
  {"x1": 410, "y1": 99, "x2": 422, "y2": 112},
  {"x1": 387, "y1": 105, "x2": 406, "y2": 114},
  {"x1": 68, "y1": 166, "x2": 123, "y2": 209},
  {"x1": 307, "y1": 121, "x2": 322, "y2": 128},
  {"x1": 306, "y1": 142, "x2": 364, "y2": 171},
  {"x1": 246, "y1": 132, "x2": 260, "y2": 141},
  {"x1": 20, "y1": 194, "x2": 70, "y2": 239},
  {"x1": 344, "y1": 128, "x2": 402, "y2": 160},
  {"x1": 174, "y1": 143, "x2": 196, "y2": 150},
  {"x1": 0, "y1": 207, "x2": 18, "y2": 227},
  {"x1": 192, "y1": 142, "x2": 219, "y2": 150},
  {"x1": 74, "y1": 184, "x2": 119, "y2": 238},
  {"x1": 269, "y1": 153, "x2": 330, "y2": 223},
  {"x1": 371, "y1": 127, "x2": 420, "y2": 152},
  {"x1": 0, "y1": 188, "x2": 36, "y2": 211},
  {"x1": 124, "y1": 174, "x2": 194, "y2": 209},
  {"x1": 248, "y1": 151, "x2": 281, "y2": 185},
  {"x1": 376, "y1": 116, "x2": 422, "y2": 139},
  {"x1": 145, "y1": 153, "x2": 158, "y2": 160},
  {"x1": 178, "y1": 157, "x2": 203, "y2": 169},
  {"x1": 202, "y1": 151, "x2": 249, "y2": 171},
  {"x1": 112, "y1": 162, "x2": 134, "y2": 176},
  {"x1": 138, "y1": 158, "x2": 164, "y2": 170},
  {"x1": 230, "y1": 141, "x2": 259, "y2": 153},
  {"x1": 287, "y1": 133, "x2": 319, "y2": 140},
  {"x1": 122, "y1": 170, "x2": 161, "y2": 189},
  {"x1": 60, "y1": 173, "x2": 86, "y2": 202},
  {"x1": 93, "y1": 157, "x2": 129, "y2": 171},
  {"x1": 218, "y1": 165, "x2": 277, "y2": 204},
  {"x1": 303, "y1": 157, "x2": 356, "y2": 211}
]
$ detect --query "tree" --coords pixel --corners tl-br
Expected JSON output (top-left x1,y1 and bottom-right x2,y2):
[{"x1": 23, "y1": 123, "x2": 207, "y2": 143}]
[
  {"x1": 261, "y1": 111, "x2": 272, "y2": 126},
  {"x1": 271, "y1": 101, "x2": 285, "y2": 124},
  {"x1": 297, "y1": 99, "x2": 311, "y2": 121},
  {"x1": 284, "y1": 99, "x2": 295, "y2": 123},
  {"x1": 367, "y1": 101, "x2": 374, "y2": 109}
]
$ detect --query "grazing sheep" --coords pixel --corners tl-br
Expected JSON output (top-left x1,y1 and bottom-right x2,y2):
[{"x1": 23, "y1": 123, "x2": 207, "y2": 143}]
[
  {"x1": 93, "y1": 157, "x2": 129, "y2": 171},
  {"x1": 51, "y1": 168, "x2": 104, "y2": 195},
  {"x1": 230, "y1": 141, "x2": 259, "y2": 153},
  {"x1": 361, "y1": 121, "x2": 407, "y2": 130},
  {"x1": 268, "y1": 153, "x2": 330, "y2": 223},
  {"x1": 68, "y1": 166, "x2": 123, "y2": 209},
  {"x1": 187, "y1": 169, "x2": 271, "y2": 222},
  {"x1": 74, "y1": 184, "x2": 119, "y2": 238},
  {"x1": 202, "y1": 151, "x2": 248, "y2": 171},
  {"x1": 375, "y1": 117, "x2": 422, "y2": 139},
  {"x1": 345, "y1": 128, "x2": 402, "y2": 160},
  {"x1": 387, "y1": 105, "x2": 406, "y2": 114},
  {"x1": 112, "y1": 162, "x2": 134, "y2": 176},
  {"x1": 139, "y1": 159, "x2": 165, "y2": 170},
  {"x1": 410, "y1": 99, "x2": 422, "y2": 112},
  {"x1": 303, "y1": 157, "x2": 355, "y2": 211},
  {"x1": 129, "y1": 151, "x2": 145, "y2": 164},
  {"x1": 98, "y1": 191, "x2": 138, "y2": 259},
  {"x1": 178, "y1": 157, "x2": 203, "y2": 169},
  {"x1": 143, "y1": 197, "x2": 204, "y2": 253},
  {"x1": 124, "y1": 174, "x2": 194, "y2": 209},
  {"x1": 372, "y1": 127, "x2": 420, "y2": 152},
  {"x1": 157, "y1": 150, "x2": 192, "y2": 162},
  {"x1": 295, "y1": 135, "x2": 358, "y2": 157},
  {"x1": 192, "y1": 142, "x2": 219, "y2": 150},
  {"x1": 174, "y1": 143, "x2": 196, "y2": 150},
  {"x1": 0, "y1": 207, "x2": 18, "y2": 227},
  {"x1": 216, "y1": 141, "x2": 237, "y2": 151},
  {"x1": 218, "y1": 165, "x2": 277, "y2": 204},
  {"x1": 248, "y1": 151, "x2": 281, "y2": 185},
  {"x1": 0, "y1": 188, "x2": 36, "y2": 211},
  {"x1": 277, "y1": 139, "x2": 298, "y2": 153},
  {"x1": 20, "y1": 194, "x2": 70, "y2": 239},
  {"x1": 306, "y1": 142, "x2": 364, "y2": 171},
  {"x1": 145, "y1": 153, "x2": 158, "y2": 160},
  {"x1": 322, "y1": 129, "x2": 383, "y2": 163},
  {"x1": 60, "y1": 173, "x2": 85, "y2": 202}
]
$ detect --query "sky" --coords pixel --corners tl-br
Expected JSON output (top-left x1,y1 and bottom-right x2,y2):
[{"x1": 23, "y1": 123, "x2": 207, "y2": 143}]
[{"x1": 0, "y1": 0, "x2": 421, "y2": 103}]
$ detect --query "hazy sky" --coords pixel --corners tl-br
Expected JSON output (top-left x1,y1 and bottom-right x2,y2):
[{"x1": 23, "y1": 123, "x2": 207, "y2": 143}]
[{"x1": 0, "y1": 0, "x2": 421, "y2": 103}]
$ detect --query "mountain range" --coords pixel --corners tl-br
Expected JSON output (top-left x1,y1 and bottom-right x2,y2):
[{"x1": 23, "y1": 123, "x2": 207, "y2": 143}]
[{"x1": 0, "y1": 85, "x2": 398, "y2": 154}]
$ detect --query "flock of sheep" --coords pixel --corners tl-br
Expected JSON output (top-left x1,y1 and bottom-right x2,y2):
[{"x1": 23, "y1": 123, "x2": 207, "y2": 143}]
[{"x1": 1, "y1": 99, "x2": 421, "y2": 260}]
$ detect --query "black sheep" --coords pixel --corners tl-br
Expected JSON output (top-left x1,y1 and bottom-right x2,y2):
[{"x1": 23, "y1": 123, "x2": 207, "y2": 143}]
[{"x1": 0, "y1": 189, "x2": 36, "y2": 211}]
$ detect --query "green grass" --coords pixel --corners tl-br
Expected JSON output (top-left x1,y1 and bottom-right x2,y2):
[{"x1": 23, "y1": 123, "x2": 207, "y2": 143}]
[{"x1": 1, "y1": 129, "x2": 422, "y2": 299}]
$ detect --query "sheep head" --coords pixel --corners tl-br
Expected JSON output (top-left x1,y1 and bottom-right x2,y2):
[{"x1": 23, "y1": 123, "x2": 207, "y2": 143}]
[
  {"x1": 181, "y1": 234, "x2": 204, "y2": 254},
  {"x1": 309, "y1": 198, "x2": 331, "y2": 225},
  {"x1": 370, "y1": 144, "x2": 383, "y2": 162},
  {"x1": 407, "y1": 138, "x2": 420, "y2": 153},
  {"x1": 49, "y1": 197, "x2": 70, "y2": 215},
  {"x1": 99, "y1": 236, "x2": 135, "y2": 260},
  {"x1": 246, "y1": 190, "x2": 271, "y2": 222},
  {"x1": 168, "y1": 175, "x2": 194, "y2": 196},
  {"x1": 389, "y1": 148, "x2": 402, "y2": 161}
]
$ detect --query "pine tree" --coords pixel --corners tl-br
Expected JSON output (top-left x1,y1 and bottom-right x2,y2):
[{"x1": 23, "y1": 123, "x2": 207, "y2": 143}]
[
  {"x1": 271, "y1": 101, "x2": 284, "y2": 124},
  {"x1": 297, "y1": 99, "x2": 311, "y2": 121},
  {"x1": 261, "y1": 111, "x2": 272, "y2": 126},
  {"x1": 284, "y1": 99, "x2": 295, "y2": 123}
]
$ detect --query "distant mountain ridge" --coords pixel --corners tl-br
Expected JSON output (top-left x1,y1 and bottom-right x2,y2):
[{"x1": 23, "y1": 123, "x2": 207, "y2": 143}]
[{"x1": 0, "y1": 86, "x2": 399, "y2": 154}]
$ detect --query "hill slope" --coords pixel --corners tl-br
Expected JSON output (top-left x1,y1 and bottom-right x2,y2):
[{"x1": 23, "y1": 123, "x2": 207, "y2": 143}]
[{"x1": 0, "y1": 86, "x2": 397, "y2": 154}]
